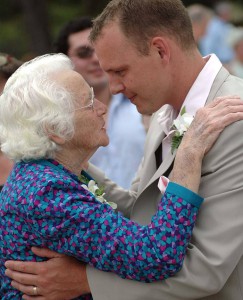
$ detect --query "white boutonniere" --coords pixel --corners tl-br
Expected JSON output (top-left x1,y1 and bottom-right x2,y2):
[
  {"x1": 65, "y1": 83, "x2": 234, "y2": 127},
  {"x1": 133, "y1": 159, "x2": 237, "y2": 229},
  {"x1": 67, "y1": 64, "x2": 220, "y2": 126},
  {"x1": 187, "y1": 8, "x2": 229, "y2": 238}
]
[
  {"x1": 79, "y1": 175, "x2": 117, "y2": 209},
  {"x1": 171, "y1": 107, "x2": 194, "y2": 153}
]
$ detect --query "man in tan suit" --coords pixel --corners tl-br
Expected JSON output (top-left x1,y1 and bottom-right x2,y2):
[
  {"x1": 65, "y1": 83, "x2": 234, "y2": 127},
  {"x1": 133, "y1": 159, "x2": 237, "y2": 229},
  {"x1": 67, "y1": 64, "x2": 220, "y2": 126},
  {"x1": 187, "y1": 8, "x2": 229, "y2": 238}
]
[{"x1": 5, "y1": 0, "x2": 243, "y2": 299}]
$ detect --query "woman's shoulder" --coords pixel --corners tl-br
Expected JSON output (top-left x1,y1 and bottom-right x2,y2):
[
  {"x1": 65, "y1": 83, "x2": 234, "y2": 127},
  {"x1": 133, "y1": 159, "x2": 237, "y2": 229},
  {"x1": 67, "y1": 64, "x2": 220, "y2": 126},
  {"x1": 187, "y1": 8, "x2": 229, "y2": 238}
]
[
  {"x1": 16, "y1": 159, "x2": 72, "y2": 180},
  {"x1": 8, "y1": 159, "x2": 78, "y2": 195}
]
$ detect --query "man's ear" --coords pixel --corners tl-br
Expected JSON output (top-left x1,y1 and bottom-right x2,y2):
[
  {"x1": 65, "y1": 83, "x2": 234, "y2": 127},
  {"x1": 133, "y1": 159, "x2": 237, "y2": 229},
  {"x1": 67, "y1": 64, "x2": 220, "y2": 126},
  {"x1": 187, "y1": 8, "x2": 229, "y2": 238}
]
[
  {"x1": 151, "y1": 36, "x2": 170, "y2": 62},
  {"x1": 49, "y1": 134, "x2": 66, "y2": 145}
]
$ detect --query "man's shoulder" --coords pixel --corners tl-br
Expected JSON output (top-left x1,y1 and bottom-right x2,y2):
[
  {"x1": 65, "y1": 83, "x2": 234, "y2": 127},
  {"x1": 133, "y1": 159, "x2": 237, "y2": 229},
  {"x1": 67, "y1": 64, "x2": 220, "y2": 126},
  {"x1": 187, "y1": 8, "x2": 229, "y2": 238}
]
[{"x1": 217, "y1": 73, "x2": 243, "y2": 97}]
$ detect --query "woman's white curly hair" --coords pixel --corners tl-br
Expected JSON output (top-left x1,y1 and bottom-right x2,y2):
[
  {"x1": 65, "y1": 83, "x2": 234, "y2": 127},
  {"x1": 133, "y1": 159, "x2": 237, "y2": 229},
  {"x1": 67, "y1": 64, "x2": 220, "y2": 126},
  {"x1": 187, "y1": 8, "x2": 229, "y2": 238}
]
[{"x1": 0, "y1": 53, "x2": 76, "y2": 162}]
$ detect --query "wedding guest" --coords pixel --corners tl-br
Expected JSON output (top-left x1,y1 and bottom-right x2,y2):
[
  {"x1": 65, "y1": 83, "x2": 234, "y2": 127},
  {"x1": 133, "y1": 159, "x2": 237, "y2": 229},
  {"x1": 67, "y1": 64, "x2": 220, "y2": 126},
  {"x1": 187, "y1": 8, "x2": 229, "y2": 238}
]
[
  {"x1": 0, "y1": 52, "x2": 22, "y2": 191},
  {"x1": 199, "y1": 1, "x2": 235, "y2": 67},
  {"x1": 228, "y1": 27, "x2": 243, "y2": 78},
  {"x1": 5, "y1": 1, "x2": 243, "y2": 299},
  {"x1": 1, "y1": 53, "x2": 242, "y2": 299},
  {"x1": 54, "y1": 17, "x2": 146, "y2": 189},
  {"x1": 187, "y1": 4, "x2": 213, "y2": 47}
]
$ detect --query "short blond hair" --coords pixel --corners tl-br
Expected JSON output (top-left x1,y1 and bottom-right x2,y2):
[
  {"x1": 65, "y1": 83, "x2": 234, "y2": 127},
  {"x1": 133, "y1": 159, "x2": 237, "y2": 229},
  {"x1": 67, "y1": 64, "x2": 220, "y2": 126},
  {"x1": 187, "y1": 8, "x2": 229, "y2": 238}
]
[{"x1": 90, "y1": 0, "x2": 195, "y2": 54}]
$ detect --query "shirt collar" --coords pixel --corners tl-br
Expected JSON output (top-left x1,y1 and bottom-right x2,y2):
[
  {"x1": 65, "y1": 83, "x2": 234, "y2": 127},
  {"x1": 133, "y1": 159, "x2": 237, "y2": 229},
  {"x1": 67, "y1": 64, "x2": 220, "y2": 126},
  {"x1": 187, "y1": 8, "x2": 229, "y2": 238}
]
[{"x1": 181, "y1": 54, "x2": 222, "y2": 116}]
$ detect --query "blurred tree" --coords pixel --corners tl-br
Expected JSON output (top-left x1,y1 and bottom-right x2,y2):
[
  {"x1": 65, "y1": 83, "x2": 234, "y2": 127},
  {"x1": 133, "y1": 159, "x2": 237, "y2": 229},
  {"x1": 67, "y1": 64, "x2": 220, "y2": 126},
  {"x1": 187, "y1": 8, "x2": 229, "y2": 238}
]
[
  {"x1": 82, "y1": 0, "x2": 110, "y2": 16},
  {"x1": 0, "y1": 0, "x2": 111, "y2": 58},
  {"x1": 20, "y1": 0, "x2": 52, "y2": 55}
]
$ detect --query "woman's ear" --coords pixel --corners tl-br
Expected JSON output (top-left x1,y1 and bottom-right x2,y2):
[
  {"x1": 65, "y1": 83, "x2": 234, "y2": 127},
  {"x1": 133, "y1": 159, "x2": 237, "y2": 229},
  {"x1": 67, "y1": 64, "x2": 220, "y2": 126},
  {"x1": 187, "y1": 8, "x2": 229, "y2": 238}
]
[
  {"x1": 151, "y1": 36, "x2": 170, "y2": 62},
  {"x1": 49, "y1": 134, "x2": 66, "y2": 145}
]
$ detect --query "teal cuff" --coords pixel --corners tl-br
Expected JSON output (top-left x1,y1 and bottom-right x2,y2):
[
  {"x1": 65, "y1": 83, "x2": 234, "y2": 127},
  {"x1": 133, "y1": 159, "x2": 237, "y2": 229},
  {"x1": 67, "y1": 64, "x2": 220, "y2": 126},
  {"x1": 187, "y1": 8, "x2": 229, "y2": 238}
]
[{"x1": 166, "y1": 182, "x2": 204, "y2": 208}]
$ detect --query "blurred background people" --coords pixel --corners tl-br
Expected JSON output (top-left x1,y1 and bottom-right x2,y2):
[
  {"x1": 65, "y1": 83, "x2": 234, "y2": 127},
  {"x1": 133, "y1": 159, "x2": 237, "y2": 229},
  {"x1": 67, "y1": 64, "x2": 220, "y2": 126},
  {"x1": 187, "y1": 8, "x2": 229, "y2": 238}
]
[
  {"x1": 188, "y1": 2, "x2": 235, "y2": 69},
  {"x1": 0, "y1": 53, "x2": 22, "y2": 191},
  {"x1": 0, "y1": 53, "x2": 22, "y2": 93},
  {"x1": 53, "y1": 17, "x2": 146, "y2": 189},
  {"x1": 199, "y1": 1, "x2": 235, "y2": 67},
  {"x1": 228, "y1": 27, "x2": 243, "y2": 78},
  {"x1": 187, "y1": 4, "x2": 213, "y2": 47}
]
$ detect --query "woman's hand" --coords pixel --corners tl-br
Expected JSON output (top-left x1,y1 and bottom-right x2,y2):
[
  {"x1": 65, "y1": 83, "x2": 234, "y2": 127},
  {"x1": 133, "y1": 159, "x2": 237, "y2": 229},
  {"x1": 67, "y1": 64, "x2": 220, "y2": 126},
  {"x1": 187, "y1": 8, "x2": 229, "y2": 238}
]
[
  {"x1": 170, "y1": 96, "x2": 243, "y2": 193},
  {"x1": 182, "y1": 95, "x2": 243, "y2": 158}
]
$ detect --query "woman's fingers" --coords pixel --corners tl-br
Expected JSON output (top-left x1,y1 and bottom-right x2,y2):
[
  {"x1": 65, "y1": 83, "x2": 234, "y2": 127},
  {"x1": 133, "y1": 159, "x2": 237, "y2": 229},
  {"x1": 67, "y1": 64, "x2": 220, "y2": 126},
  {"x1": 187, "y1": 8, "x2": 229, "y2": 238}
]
[
  {"x1": 182, "y1": 96, "x2": 243, "y2": 155},
  {"x1": 207, "y1": 95, "x2": 241, "y2": 108},
  {"x1": 194, "y1": 96, "x2": 243, "y2": 130}
]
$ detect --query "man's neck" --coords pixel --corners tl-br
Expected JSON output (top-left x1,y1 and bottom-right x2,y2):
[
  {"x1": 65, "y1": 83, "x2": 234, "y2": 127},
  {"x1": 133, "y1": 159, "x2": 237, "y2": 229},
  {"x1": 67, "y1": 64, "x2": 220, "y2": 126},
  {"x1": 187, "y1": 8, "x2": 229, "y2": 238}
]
[{"x1": 172, "y1": 49, "x2": 206, "y2": 111}]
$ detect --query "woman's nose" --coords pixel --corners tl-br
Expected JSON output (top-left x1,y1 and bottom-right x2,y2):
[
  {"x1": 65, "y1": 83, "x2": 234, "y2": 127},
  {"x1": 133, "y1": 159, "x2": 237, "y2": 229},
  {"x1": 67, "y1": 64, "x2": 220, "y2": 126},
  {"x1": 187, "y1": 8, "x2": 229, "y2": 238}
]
[{"x1": 94, "y1": 99, "x2": 107, "y2": 116}]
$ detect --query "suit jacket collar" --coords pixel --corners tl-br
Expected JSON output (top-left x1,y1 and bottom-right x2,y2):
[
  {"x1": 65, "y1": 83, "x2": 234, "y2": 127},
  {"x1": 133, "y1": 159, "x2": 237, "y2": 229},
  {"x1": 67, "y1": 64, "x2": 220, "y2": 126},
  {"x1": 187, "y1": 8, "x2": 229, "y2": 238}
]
[{"x1": 206, "y1": 66, "x2": 229, "y2": 104}]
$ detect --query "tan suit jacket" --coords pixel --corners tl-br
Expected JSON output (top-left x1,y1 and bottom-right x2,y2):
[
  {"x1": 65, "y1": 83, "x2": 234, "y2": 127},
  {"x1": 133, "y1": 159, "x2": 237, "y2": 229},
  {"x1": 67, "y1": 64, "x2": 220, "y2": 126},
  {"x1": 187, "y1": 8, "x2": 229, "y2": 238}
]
[{"x1": 87, "y1": 67, "x2": 243, "y2": 300}]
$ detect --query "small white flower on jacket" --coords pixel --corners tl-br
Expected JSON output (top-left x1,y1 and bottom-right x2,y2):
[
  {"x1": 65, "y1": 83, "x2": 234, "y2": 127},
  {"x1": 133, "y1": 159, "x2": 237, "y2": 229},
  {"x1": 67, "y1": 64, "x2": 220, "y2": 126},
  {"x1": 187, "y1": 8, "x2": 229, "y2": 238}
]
[
  {"x1": 173, "y1": 113, "x2": 194, "y2": 135},
  {"x1": 171, "y1": 107, "x2": 194, "y2": 153},
  {"x1": 81, "y1": 180, "x2": 117, "y2": 209}
]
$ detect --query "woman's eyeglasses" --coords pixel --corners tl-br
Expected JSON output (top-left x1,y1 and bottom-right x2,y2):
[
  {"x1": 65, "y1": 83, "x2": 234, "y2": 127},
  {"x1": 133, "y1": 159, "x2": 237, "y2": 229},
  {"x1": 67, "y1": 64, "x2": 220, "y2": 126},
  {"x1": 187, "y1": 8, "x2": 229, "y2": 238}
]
[{"x1": 74, "y1": 87, "x2": 95, "y2": 111}]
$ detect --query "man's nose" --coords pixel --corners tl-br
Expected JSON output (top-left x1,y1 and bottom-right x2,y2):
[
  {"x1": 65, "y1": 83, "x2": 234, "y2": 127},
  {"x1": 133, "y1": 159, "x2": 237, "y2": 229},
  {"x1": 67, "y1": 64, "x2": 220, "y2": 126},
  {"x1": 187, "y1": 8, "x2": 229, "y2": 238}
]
[{"x1": 109, "y1": 77, "x2": 125, "y2": 95}]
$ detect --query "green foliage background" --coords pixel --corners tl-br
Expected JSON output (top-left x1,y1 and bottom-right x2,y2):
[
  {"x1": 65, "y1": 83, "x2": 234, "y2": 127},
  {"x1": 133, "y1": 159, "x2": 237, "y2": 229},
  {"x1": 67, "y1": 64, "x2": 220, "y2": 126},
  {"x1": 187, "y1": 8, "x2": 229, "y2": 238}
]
[
  {"x1": 0, "y1": 0, "x2": 242, "y2": 60},
  {"x1": 0, "y1": 0, "x2": 110, "y2": 59}
]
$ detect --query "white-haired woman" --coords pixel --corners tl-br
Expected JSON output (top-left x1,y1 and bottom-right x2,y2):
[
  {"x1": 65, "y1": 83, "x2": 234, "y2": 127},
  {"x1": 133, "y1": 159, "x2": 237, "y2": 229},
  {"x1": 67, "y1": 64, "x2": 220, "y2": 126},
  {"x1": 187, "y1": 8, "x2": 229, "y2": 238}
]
[{"x1": 0, "y1": 54, "x2": 243, "y2": 299}]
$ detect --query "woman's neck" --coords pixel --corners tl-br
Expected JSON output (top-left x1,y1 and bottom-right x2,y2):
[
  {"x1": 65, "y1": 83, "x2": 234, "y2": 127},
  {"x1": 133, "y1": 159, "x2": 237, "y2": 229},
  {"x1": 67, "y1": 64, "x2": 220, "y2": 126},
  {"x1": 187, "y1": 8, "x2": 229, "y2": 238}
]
[{"x1": 54, "y1": 147, "x2": 95, "y2": 177}]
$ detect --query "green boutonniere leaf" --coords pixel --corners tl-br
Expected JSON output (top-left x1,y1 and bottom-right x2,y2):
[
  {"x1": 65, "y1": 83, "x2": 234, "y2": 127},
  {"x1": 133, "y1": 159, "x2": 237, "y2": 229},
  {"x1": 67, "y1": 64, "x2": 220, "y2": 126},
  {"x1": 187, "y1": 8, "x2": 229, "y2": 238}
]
[
  {"x1": 171, "y1": 135, "x2": 183, "y2": 154},
  {"x1": 180, "y1": 106, "x2": 186, "y2": 116},
  {"x1": 95, "y1": 186, "x2": 105, "y2": 196},
  {"x1": 78, "y1": 174, "x2": 89, "y2": 185}
]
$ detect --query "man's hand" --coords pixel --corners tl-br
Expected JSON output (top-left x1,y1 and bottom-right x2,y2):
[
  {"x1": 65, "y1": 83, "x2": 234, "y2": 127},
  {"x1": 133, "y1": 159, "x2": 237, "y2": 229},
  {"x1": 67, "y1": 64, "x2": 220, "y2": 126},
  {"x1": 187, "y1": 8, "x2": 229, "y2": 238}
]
[{"x1": 5, "y1": 247, "x2": 90, "y2": 300}]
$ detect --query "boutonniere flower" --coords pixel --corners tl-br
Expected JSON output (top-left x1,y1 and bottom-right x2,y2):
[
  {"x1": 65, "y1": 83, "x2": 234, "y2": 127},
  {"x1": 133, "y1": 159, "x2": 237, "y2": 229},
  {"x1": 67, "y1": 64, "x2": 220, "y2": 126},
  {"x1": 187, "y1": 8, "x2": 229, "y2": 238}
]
[
  {"x1": 79, "y1": 174, "x2": 117, "y2": 209},
  {"x1": 171, "y1": 106, "x2": 194, "y2": 153}
]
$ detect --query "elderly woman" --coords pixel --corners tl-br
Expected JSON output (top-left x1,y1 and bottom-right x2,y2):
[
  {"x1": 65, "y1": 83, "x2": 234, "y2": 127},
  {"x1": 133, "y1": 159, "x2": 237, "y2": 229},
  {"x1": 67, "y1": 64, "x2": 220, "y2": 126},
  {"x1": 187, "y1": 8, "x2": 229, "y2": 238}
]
[
  {"x1": 0, "y1": 52, "x2": 22, "y2": 190},
  {"x1": 0, "y1": 54, "x2": 242, "y2": 299}
]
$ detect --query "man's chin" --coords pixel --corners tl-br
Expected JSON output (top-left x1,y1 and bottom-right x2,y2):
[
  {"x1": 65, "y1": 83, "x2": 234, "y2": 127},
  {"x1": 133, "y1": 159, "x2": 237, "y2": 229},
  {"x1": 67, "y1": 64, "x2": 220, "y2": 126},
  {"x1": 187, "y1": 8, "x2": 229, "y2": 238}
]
[{"x1": 136, "y1": 105, "x2": 153, "y2": 116}]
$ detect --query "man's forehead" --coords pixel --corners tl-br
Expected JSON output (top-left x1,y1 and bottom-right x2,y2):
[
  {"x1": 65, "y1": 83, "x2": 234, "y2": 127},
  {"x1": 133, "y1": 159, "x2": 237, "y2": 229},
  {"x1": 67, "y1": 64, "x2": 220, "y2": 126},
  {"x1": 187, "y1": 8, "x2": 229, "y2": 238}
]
[
  {"x1": 94, "y1": 26, "x2": 131, "y2": 55},
  {"x1": 94, "y1": 45, "x2": 126, "y2": 72}
]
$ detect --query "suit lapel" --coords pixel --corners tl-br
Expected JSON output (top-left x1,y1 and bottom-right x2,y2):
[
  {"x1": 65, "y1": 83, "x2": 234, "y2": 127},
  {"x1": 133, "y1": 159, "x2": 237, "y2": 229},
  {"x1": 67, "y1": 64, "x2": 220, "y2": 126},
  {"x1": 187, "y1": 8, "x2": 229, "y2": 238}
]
[
  {"x1": 143, "y1": 145, "x2": 176, "y2": 193},
  {"x1": 138, "y1": 107, "x2": 177, "y2": 195},
  {"x1": 137, "y1": 127, "x2": 165, "y2": 194}
]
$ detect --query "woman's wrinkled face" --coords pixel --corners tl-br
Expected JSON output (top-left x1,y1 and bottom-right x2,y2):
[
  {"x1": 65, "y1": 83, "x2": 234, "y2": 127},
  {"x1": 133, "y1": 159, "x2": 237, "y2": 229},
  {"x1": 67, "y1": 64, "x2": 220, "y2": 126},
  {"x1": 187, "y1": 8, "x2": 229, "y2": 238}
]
[{"x1": 58, "y1": 70, "x2": 109, "y2": 152}]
